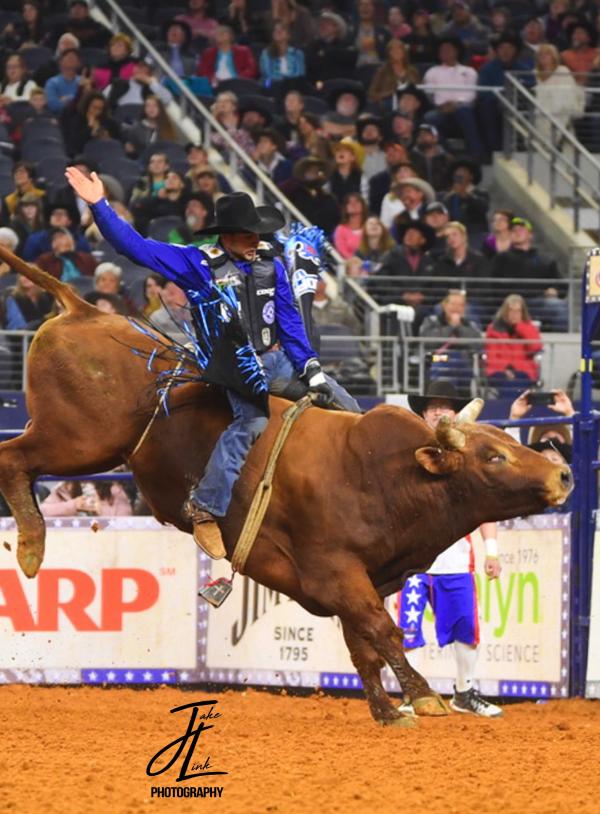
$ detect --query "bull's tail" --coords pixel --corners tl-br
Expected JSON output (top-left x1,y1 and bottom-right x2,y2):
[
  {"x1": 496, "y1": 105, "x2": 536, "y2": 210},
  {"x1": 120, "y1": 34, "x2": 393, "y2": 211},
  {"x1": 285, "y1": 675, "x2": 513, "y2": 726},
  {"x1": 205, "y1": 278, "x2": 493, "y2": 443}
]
[{"x1": 0, "y1": 244, "x2": 93, "y2": 314}]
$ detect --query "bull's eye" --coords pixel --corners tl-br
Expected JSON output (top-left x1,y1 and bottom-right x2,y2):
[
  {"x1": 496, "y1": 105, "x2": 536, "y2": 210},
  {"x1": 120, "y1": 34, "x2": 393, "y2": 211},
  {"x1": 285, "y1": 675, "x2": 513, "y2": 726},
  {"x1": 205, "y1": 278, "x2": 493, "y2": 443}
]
[{"x1": 488, "y1": 453, "x2": 507, "y2": 464}]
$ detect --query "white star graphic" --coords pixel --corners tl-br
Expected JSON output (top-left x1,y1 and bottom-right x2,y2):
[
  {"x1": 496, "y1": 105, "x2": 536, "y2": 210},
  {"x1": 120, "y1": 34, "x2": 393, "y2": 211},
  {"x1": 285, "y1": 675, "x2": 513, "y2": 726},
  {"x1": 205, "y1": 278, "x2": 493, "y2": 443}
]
[
  {"x1": 521, "y1": 684, "x2": 527, "y2": 695},
  {"x1": 404, "y1": 607, "x2": 421, "y2": 624},
  {"x1": 88, "y1": 671, "x2": 98, "y2": 681},
  {"x1": 560, "y1": 687, "x2": 567, "y2": 697},
  {"x1": 179, "y1": 671, "x2": 189, "y2": 681},
  {"x1": 404, "y1": 588, "x2": 421, "y2": 606},
  {"x1": 143, "y1": 671, "x2": 153, "y2": 681},
  {"x1": 407, "y1": 575, "x2": 422, "y2": 588},
  {"x1": 106, "y1": 671, "x2": 116, "y2": 681},
  {"x1": 161, "y1": 671, "x2": 171, "y2": 681},
  {"x1": 531, "y1": 685, "x2": 537, "y2": 695},
  {"x1": 541, "y1": 686, "x2": 547, "y2": 695},
  {"x1": 511, "y1": 684, "x2": 517, "y2": 693},
  {"x1": 125, "y1": 671, "x2": 134, "y2": 681},
  {"x1": 551, "y1": 685, "x2": 557, "y2": 696}
]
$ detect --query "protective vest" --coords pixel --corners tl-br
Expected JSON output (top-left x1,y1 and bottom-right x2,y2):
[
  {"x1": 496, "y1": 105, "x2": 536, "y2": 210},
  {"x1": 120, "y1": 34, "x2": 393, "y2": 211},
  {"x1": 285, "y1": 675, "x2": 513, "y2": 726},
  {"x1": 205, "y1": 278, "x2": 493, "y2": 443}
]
[{"x1": 201, "y1": 244, "x2": 278, "y2": 354}]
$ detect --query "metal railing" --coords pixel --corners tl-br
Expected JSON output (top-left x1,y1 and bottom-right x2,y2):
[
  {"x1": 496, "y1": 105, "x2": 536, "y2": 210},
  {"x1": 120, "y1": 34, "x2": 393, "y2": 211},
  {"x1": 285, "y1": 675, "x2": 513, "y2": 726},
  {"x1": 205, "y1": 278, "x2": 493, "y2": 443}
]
[
  {"x1": 501, "y1": 72, "x2": 600, "y2": 234},
  {"x1": 364, "y1": 274, "x2": 576, "y2": 332},
  {"x1": 400, "y1": 334, "x2": 589, "y2": 395},
  {"x1": 0, "y1": 331, "x2": 34, "y2": 391}
]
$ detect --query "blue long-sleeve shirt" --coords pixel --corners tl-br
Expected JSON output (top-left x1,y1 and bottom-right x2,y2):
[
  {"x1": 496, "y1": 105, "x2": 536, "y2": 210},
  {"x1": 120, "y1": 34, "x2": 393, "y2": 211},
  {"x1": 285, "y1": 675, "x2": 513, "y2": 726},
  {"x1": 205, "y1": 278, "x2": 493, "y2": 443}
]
[
  {"x1": 44, "y1": 73, "x2": 80, "y2": 114},
  {"x1": 90, "y1": 198, "x2": 317, "y2": 373}
]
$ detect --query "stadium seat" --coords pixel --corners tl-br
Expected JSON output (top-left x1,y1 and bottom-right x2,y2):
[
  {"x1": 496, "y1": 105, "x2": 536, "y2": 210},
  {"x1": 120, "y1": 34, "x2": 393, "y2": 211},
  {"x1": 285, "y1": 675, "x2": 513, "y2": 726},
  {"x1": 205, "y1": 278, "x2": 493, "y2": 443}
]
[
  {"x1": 83, "y1": 139, "x2": 126, "y2": 164},
  {"x1": 153, "y1": 7, "x2": 188, "y2": 26},
  {"x1": 95, "y1": 156, "x2": 143, "y2": 199},
  {"x1": 148, "y1": 215, "x2": 185, "y2": 241},
  {"x1": 141, "y1": 140, "x2": 187, "y2": 167},
  {"x1": 21, "y1": 119, "x2": 63, "y2": 144},
  {"x1": 79, "y1": 48, "x2": 108, "y2": 68},
  {"x1": 35, "y1": 156, "x2": 69, "y2": 189},
  {"x1": 215, "y1": 78, "x2": 264, "y2": 97},
  {"x1": 0, "y1": 174, "x2": 14, "y2": 197},
  {"x1": 113, "y1": 104, "x2": 144, "y2": 125},
  {"x1": 20, "y1": 46, "x2": 54, "y2": 72},
  {"x1": 21, "y1": 137, "x2": 67, "y2": 162},
  {"x1": 5, "y1": 101, "x2": 35, "y2": 128},
  {"x1": 302, "y1": 95, "x2": 329, "y2": 115}
]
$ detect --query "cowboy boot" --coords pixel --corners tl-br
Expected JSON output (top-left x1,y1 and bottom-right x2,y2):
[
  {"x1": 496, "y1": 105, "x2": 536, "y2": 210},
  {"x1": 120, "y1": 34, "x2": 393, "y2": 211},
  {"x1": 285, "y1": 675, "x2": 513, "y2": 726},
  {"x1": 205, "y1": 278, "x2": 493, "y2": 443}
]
[{"x1": 183, "y1": 499, "x2": 226, "y2": 559}]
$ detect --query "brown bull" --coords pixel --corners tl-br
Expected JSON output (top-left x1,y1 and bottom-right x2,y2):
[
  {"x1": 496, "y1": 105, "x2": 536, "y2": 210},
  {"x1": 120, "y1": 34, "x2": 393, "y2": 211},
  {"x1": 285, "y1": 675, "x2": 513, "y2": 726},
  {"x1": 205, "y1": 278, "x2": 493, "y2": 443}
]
[{"x1": 0, "y1": 246, "x2": 572, "y2": 726}]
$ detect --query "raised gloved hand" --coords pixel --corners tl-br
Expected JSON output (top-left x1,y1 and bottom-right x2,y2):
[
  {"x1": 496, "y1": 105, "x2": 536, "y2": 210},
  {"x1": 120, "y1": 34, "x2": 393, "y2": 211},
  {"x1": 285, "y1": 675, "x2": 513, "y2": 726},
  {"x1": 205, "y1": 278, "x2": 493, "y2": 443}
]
[{"x1": 302, "y1": 359, "x2": 334, "y2": 406}]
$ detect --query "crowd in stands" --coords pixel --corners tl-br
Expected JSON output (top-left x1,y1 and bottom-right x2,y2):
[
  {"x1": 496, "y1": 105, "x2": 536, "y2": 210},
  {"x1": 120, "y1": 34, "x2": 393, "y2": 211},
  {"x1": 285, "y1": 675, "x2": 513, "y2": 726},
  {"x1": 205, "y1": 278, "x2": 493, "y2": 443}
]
[{"x1": 0, "y1": 0, "x2": 590, "y2": 405}]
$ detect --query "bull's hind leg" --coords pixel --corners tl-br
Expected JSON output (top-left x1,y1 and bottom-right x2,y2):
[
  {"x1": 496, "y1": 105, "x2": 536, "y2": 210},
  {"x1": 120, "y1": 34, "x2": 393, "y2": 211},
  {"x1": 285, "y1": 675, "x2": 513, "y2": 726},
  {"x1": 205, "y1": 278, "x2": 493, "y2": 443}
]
[
  {"x1": 0, "y1": 436, "x2": 46, "y2": 577},
  {"x1": 342, "y1": 622, "x2": 415, "y2": 727}
]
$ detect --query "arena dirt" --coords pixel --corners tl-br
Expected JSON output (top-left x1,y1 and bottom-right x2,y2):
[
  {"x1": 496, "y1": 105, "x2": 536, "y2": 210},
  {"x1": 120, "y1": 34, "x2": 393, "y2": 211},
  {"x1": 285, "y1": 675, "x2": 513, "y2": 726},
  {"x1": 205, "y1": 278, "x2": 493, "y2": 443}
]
[{"x1": 1, "y1": 686, "x2": 599, "y2": 813}]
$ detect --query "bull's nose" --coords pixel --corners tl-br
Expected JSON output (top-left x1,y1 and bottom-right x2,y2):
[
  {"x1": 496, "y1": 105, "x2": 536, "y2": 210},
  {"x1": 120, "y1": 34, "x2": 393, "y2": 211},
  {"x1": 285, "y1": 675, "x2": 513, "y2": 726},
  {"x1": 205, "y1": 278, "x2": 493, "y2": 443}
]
[{"x1": 560, "y1": 468, "x2": 573, "y2": 492}]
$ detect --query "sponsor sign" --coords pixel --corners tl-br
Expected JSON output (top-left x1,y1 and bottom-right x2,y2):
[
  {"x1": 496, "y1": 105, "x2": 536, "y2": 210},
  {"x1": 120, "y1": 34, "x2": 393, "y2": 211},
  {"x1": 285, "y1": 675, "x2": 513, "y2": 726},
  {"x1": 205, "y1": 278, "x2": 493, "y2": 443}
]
[
  {"x1": 585, "y1": 529, "x2": 600, "y2": 698},
  {"x1": 0, "y1": 518, "x2": 198, "y2": 681},
  {"x1": 204, "y1": 515, "x2": 570, "y2": 697}
]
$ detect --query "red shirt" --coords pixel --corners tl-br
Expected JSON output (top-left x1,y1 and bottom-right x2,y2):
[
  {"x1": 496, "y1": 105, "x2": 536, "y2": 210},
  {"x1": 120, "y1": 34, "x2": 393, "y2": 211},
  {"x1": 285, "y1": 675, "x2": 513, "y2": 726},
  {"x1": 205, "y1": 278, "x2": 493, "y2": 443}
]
[{"x1": 485, "y1": 319, "x2": 542, "y2": 380}]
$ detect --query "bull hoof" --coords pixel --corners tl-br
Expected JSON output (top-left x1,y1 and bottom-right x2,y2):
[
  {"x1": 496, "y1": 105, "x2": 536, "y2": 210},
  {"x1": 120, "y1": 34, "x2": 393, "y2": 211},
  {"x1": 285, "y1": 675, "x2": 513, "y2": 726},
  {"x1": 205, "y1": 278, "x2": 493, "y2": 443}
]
[
  {"x1": 377, "y1": 714, "x2": 417, "y2": 728},
  {"x1": 413, "y1": 694, "x2": 450, "y2": 717},
  {"x1": 17, "y1": 544, "x2": 44, "y2": 578}
]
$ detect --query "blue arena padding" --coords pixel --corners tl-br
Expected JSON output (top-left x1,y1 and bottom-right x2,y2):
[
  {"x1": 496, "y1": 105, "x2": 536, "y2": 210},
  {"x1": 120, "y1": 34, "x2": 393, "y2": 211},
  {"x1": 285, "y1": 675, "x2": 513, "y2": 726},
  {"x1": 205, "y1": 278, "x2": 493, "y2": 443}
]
[{"x1": 569, "y1": 252, "x2": 600, "y2": 696}]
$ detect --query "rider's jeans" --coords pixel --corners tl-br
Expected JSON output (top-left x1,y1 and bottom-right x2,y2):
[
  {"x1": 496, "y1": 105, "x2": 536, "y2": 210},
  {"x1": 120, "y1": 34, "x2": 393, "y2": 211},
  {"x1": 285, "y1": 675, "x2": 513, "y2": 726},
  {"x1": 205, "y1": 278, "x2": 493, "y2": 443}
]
[{"x1": 191, "y1": 350, "x2": 360, "y2": 516}]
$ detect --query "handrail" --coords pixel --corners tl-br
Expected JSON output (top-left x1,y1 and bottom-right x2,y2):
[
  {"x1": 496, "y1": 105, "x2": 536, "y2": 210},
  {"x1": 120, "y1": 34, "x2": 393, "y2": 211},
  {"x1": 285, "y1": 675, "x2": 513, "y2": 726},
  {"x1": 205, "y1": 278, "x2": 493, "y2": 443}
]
[{"x1": 499, "y1": 73, "x2": 600, "y2": 233}]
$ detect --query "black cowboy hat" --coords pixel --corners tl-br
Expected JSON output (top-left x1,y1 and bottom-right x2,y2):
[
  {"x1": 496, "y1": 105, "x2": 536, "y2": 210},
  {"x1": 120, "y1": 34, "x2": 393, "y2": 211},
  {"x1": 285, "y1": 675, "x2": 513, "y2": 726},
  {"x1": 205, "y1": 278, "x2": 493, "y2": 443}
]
[
  {"x1": 293, "y1": 155, "x2": 330, "y2": 181},
  {"x1": 436, "y1": 36, "x2": 466, "y2": 63},
  {"x1": 395, "y1": 219, "x2": 437, "y2": 251},
  {"x1": 356, "y1": 113, "x2": 384, "y2": 142},
  {"x1": 46, "y1": 200, "x2": 80, "y2": 226},
  {"x1": 447, "y1": 156, "x2": 482, "y2": 186},
  {"x1": 193, "y1": 192, "x2": 285, "y2": 236},
  {"x1": 324, "y1": 79, "x2": 366, "y2": 113},
  {"x1": 408, "y1": 379, "x2": 472, "y2": 417},
  {"x1": 238, "y1": 95, "x2": 274, "y2": 125},
  {"x1": 161, "y1": 18, "x2": 192, "y2": 49},
  {"x1": 396, "y1": 83, "x2": 431, "y2": 113}
]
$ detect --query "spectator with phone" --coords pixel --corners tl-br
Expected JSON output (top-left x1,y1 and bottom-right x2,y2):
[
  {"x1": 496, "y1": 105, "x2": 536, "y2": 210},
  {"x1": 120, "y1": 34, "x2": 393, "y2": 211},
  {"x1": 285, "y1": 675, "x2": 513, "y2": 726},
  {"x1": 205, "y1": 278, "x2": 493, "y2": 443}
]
[
  {"x1": 485, "y1": 294, "x2": 543, "y2": 396},
  {"x1": 509, "y1": 388, "x2": 574, "y2": 456}
]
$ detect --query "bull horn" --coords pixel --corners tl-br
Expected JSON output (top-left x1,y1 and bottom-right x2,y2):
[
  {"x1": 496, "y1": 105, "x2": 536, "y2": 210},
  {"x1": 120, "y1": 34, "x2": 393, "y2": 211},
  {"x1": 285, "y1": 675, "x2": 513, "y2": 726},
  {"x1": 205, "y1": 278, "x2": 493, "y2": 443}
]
[
  {"x1": 435, "y1": 415, "x2": 466, "y2": 450},
  {"x1": 455, "y1": 398, "x2": 484, "y2": 426}
]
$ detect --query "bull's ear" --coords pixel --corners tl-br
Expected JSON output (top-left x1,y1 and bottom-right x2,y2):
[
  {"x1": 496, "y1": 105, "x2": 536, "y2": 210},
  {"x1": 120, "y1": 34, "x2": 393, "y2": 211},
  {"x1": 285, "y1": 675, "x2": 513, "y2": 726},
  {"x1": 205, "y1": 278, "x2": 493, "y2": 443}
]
[{"x1": 415, "y1": 446, "x2": 462, "y2": 475}]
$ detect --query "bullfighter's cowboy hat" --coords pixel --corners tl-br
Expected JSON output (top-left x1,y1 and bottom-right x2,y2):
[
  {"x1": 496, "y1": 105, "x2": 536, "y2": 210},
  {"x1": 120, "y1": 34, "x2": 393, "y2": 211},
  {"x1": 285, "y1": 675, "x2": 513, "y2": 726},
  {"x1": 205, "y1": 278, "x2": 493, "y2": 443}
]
[
  {"x1": 193, "y1": 192, "x2": 285, "y2": 235},
  {"x1": 408, "y1": 379, "x2": 472, "y2": 417}
]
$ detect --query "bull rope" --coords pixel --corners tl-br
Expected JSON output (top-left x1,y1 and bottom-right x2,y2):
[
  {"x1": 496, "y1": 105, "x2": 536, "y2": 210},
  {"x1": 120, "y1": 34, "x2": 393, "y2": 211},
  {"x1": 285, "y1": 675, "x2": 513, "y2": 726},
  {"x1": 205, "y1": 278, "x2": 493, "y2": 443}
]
[{"x1": 231, "y1": 393, "x2": 315, "y2": 574}]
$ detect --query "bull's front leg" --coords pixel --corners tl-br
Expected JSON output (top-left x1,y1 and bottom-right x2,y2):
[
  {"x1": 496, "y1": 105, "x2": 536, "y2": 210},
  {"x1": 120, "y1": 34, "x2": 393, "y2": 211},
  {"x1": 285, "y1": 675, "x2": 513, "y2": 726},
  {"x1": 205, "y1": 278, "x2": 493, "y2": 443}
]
[
  {"x1": 341, "y1": 621, "x2": 415, "y2": 727},
  {"x1": 302, "y1": 563, "x2": 448, "y2": 722}
]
